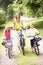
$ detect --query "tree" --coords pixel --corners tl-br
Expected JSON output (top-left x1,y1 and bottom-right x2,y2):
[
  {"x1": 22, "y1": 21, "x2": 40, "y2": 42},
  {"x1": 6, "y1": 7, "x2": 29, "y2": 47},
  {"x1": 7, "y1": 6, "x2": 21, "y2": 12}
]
[
  {"x1": 0, "y1": 0, "x2": 14, "y2": 14},
  {"x1": 0, "y1": 0, "x2": 43, "y2": 17},
  {"x1": 14, "y1": 0, "x2": 43, "y2": 17},
  {"x1": 0, "y1": 9, "x2": 6, "y2": 24}
]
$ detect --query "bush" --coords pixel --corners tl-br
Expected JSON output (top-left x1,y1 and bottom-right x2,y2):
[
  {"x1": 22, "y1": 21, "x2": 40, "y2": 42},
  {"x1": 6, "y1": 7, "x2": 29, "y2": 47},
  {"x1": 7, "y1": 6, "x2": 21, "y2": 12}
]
[
  {"x1": 26, "y1": 20, "x2": 43, "y2": 29},
  {"x1": 34, "y1": 21, "x2": 43, "y2": 28},
  {"x1": 0, "y1": 10, "x2": 6, "y2": 24}
]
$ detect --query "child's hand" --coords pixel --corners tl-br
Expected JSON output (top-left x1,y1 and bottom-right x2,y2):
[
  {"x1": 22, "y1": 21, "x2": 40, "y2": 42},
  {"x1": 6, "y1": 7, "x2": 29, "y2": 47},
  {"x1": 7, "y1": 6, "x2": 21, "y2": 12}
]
[{"x1": 2, "y1": 36, "x2": 6, "y2": 40}]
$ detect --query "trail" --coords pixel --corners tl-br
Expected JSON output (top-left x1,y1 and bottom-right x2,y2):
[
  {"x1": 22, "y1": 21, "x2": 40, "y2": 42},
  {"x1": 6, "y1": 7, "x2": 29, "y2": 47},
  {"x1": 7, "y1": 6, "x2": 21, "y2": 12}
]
[{"x1": 0, "y1": 46, "x2": 18, "y2": 65}]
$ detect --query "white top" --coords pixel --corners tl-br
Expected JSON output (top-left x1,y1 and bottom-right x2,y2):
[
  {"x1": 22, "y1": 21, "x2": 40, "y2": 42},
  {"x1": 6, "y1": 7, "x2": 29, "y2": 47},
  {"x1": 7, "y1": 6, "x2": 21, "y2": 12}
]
[{"x1": 26, "y1": 28, "x2": 39, "y2": 40}]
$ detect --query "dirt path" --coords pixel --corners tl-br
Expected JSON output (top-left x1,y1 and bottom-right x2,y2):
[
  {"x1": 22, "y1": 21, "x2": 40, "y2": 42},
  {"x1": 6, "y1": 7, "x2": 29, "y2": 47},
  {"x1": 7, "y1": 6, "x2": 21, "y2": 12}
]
[
  {"x1": 38, "y1": 39, "x2": 43, "y2": 65},
  {"x1": 0, "y1": 46, "x2": 18, "y2": 65},
  {"x1": 38, "y1": 53, "x2": 43, "y2": 65}
]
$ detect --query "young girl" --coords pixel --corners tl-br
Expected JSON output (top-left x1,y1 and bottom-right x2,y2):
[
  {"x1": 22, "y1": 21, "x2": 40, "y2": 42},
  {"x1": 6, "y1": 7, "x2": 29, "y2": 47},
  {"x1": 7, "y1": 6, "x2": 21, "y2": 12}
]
[{"x1": 3, "y1": 26, "x2": 13, "y2": 55}]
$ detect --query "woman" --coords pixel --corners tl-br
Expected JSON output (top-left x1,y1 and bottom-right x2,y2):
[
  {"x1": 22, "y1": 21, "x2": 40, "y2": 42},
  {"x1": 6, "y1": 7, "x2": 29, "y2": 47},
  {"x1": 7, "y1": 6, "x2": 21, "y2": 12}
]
[{"x1": 13, "y1": 13, "x2": 23, "y2": 53}]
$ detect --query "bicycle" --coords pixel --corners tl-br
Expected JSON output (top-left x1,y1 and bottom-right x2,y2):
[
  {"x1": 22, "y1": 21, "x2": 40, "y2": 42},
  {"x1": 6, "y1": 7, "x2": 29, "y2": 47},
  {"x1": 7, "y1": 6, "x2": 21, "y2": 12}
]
[
  {"x1": 33, "y1": 37, "x2": 40, "y2": 55},
  {"x1": 27, "y1": 35, "x2": 40, "y2": 55},
  {"x1": 33, "y1": 35, "x2": 42, "y2": 55},
  {"x1": 12, "y1": 28, "x2": 25, "y2": 55},
  {"x1": 19, "y1": 30, "x2": 25, "y2": 55}
]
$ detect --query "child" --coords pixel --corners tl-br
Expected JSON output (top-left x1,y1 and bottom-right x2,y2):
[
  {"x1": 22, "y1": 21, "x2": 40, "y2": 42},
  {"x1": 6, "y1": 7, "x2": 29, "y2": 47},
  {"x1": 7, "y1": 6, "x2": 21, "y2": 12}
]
[
  {"x1": 2, "y1": 26, "x2": 13, "y2": 55},
  {"x1": 27, "y1": 23, "x2": 39, "y2": 52}
]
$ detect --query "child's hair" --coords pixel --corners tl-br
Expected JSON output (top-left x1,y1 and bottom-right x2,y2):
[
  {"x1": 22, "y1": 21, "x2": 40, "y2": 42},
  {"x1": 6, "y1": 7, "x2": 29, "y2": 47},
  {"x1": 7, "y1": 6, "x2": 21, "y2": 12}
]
[
  {"x1": 30, "y1": 23, "x2": 35, "y2": 27},
  {"x1": 4, "y1": 26, "x2": 10, "y2": 33}
]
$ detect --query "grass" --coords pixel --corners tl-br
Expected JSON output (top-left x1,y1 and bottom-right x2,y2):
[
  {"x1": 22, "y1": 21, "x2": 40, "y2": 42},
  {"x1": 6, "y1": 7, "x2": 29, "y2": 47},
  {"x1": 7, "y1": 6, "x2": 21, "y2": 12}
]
[
  {"x1": 17, "y1": 39, "x2": 37, "y2": 65},
  {"x1": 17, "y1": 48, "x2": 38, "y2": 65},
  {"x1": 0, "y1": 21, "x2": 13, "y2": 27},
  {"x1": 38, "y1": 28, "x2": 43, "y2": 37},
  {"x1": 0, "y1": 29, "x2": 3, "y2": 54}
]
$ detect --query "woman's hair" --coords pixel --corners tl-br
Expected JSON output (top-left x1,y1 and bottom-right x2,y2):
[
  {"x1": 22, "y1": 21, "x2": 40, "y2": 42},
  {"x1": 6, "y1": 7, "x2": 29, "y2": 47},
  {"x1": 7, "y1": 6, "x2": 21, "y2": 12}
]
[{"x1": 15, "y1": 12, "x2": 20, "y2": 19}]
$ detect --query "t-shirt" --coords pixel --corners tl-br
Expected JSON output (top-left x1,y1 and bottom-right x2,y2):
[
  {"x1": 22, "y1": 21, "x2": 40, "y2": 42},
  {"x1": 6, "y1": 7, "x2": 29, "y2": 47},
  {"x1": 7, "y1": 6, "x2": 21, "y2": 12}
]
[
  {"x1": 14, "y1": 21, "x2": 22, "y2": 30},
  {"x1": 27, "y1": 28, "x2": 39, "y2": 40},
  {"x1": 5, "y1": 31, "x2": 11, "y2": 40}
]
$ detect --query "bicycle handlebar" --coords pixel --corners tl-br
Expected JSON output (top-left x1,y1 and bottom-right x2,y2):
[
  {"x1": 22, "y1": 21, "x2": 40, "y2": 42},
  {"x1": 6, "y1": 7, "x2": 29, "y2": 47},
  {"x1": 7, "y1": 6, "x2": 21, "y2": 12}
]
[{"x1": 26, "y1": 34, "x2": 39, "y2": 38}]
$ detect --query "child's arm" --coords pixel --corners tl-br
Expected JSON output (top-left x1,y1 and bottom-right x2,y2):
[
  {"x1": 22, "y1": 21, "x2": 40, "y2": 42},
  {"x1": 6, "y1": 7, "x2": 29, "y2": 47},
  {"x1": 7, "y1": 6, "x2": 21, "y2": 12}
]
[{"x1": 2, "y1": 29, "x2": 6, "y2": 40}]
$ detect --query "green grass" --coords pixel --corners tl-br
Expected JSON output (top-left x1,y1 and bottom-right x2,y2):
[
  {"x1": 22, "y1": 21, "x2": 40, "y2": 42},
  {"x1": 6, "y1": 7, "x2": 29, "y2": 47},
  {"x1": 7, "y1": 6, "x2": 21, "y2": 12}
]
[
  {"x1": 17, "y1": 54, "x2": 37, "y2": 65},
  {"x1": 17, "y1": 50, "x2": 38, "y2": 65},
  {"x1": 0, "y1": 21, "x2": 13, "y2": 27},
  {"x1": 17, "y1": 39, "x2": 37, "y2": 65},
  {"x1": 39, "y1": 28, "x2": 43, "y2": 37},
  {"x1": 0, "y1": 29, "x2": 3, "y2": 54}
]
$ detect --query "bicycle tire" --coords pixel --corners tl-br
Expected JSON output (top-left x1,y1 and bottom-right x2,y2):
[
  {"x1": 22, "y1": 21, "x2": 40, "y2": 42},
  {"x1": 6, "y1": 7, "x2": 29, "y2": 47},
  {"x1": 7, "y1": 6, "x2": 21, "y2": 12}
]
[
  {"x1": 8, "y1": 47, "x2": 12, "y2": 58},
  {"x1": 20, "y1": 38, "x2": 24, "y2": 55},
  {"x1": 34, "y1": 43, "x2": 39, "y2": 55}
]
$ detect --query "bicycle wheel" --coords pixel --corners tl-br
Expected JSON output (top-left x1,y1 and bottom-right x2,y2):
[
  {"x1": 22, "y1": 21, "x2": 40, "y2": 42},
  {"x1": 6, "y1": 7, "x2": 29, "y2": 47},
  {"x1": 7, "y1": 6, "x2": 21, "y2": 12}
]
[
  {"x1": 8, "y1": 46, "x2": 12, "y2": 58},
  {"x1": 21, "y1": 46, "x2": 24, "y2": 55},
  {"x1": 20, "y1": 38, "x2": 24, "y2": 55},
  {"x1": 34, "y1": 43, "x2": 39, "y2": 55}
]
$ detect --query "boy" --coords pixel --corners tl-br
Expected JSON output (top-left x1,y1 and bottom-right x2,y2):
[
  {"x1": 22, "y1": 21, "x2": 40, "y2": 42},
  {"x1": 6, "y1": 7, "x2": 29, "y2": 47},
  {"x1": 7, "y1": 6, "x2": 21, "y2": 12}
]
[{"x1": 27, "y1": 23, "x2": 39, "y2": 52}]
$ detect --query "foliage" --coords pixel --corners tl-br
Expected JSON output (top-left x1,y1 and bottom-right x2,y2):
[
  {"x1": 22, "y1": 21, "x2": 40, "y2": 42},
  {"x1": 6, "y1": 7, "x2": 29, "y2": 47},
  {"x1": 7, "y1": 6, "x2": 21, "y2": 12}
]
[
  {"x1": 7, "y1": 5, "x2": 14, "y2": 21},
  {"x1": 0, "y1": 0, "x2": 14, "y2": 14},
  {"x1": 0, "y1": 9, "x2": 6, "y2": 24},
  {"x1": 14, "y1": 0, "x2": 43, "y2": 17},
  {"x1": 0, "y1": 0, "x2": 43, "y2": 20},
  {"x1": 35, "y1": 21, "x2": 43, "y2": 28}
]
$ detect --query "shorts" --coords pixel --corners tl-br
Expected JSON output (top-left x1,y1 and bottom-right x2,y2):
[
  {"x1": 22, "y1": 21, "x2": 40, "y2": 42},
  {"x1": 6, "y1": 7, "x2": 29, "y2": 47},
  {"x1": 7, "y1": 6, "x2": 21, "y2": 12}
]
[
  {"x1": 5, "y1": 39, "x2": 13, "y2": 48},
  {"x1": 30, "y1": 38, "x2": 35, "y2": 47}
]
